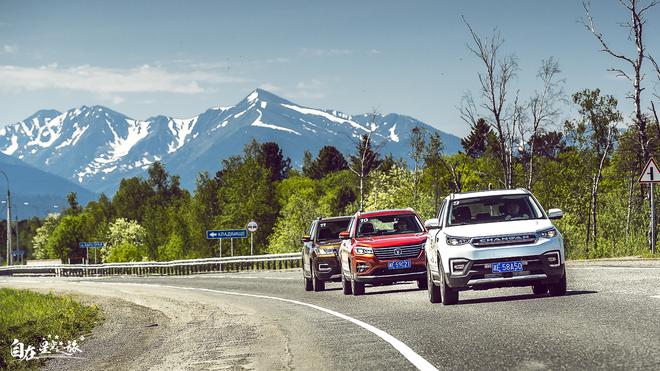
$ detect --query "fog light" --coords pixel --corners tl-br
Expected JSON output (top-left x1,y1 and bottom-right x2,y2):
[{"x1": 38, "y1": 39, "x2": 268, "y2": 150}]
[
  {"x1": 356, "y1": 263, "x2": 369, "y2": 272},
  {"x1": 543, "y1": 251, "x2": 561, "y2": 267},
  {"x1": 450, "y1": 259, "x2": 469, "y2": 275}
]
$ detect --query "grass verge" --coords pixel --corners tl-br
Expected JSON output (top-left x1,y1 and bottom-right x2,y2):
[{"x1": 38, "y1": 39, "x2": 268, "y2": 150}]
[{"x1": 0, "y1": 288, "x2": 102, "y2": 370}]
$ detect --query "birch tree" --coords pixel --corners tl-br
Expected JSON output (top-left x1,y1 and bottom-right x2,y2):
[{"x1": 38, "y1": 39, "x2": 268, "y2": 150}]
[{"x1": 460, "y1": 18, "x2": 521, "y2": 188}]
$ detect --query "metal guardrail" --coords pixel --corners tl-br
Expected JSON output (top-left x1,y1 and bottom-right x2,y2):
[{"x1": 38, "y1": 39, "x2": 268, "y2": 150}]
[{"x1": 0, "y1": 253, "x2": 302, "y2": 277}]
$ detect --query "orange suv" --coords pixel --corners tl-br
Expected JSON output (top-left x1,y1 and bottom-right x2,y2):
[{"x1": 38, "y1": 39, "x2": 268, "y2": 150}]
[{"x1": 339, "y1": 209, "x2": 427, "y2": 296}]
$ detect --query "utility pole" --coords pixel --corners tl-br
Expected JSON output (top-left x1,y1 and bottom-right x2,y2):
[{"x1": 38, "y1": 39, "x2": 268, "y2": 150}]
[
  {"x1": 15, "y1": 215, "x2": 18, "y2": 265},
  {"x1": 0, "y1": 171, "x2": 11, "y2": 266}
]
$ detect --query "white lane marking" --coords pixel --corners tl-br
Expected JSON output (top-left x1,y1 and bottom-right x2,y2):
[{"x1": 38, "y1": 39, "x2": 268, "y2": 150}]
[
  {"x1": 77, "y1": 281, "x2": 438, "y2": 371},
  {"x1": 651, "y1": 296, "x2": 660, "y2": 299}
]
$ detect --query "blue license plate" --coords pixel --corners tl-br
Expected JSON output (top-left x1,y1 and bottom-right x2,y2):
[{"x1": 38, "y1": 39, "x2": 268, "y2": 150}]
[
  {"x1": 492, "y1": 261, "x2": 524, "y2": 273},
  {"x1": 388, "y1": 260, "x2": 412, "y2": 269}
]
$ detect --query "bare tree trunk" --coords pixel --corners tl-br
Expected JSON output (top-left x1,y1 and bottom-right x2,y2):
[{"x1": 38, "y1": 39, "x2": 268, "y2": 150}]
[
  {"x1": 626, "y1": 172, "x2": 635, "y2": 238},
  {"x1": 590, "y1": 127, "x2": 614, "y2": 253}
]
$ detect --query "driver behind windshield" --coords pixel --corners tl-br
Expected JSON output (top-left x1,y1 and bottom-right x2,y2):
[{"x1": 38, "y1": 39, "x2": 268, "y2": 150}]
[{"x1": 503, "y1": 200, "x2": 529, "y2": 220}]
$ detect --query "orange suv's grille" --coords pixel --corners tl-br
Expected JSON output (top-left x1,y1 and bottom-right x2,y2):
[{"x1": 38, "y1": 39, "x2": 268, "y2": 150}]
[{"x1": 373, "y1": 244, "x2": 423, "y2": 260}]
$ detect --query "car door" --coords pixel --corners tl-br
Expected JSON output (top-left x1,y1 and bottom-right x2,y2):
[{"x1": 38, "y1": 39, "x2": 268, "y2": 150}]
[
  {"x1": 427, "y1": 199, "x2": 447, "y2": 273},
  {"x1": 340, "y1": 217, "x2": 355, "y2": 272},
  {"x1": 302, "y1": 221, "x2": 316, "y2": 274}
]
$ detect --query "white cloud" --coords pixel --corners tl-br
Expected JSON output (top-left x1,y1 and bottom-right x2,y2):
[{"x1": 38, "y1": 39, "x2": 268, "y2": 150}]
[
  {"x1": 299, "y1": 48, "x2": 353, "y2": 57},
  {"x1": 289, "y1": 79, "x2": 325, "y2": 100},
  {"x1": 1, "y1": 45, "x2": 17, "y2": 54},
  {"x1": 259, "y1": 83, "x2": 281, "y2": 92},
  {"x1": 0, "y1": 63, "x2": 244, "y2": 94}
]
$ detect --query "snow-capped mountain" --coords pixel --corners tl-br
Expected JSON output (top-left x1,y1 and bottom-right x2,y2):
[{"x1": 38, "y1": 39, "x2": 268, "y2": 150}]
[{"x1": 0, "y1": 89, "x2": 461, "y2": 194}]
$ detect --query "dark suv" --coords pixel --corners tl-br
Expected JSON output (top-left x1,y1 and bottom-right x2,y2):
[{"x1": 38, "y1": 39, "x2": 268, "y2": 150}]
[{"x1": 302, "y1": 216, "x2": 351, "y2": 291}]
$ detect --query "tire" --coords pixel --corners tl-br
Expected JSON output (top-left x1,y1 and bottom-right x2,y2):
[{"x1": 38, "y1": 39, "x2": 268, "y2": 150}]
[
  {"x1": 532, "y1": 284, "x2": 548, "y2": 295},
  {"x1": 304, "y1": 275, "x2": 313, "y2": 291},
  {"x1": 548, "y1": 271, "x2": 567, "y2": 296},
  {"x1": 417, "y1": 278, "x2": 428, "y2": 290},
  {"x1": 351, "y1": 278, "x2": 365, "y2": 296},
  {"x1": 313, "y1": 270, "x2": 325, "y2": 292},
  {"x1": 341, "y1": 271, "x2": 352, "y2": 295},
  {"x1": 439, "y1": 263, "x2": 458, "y2": 305},
  {"x1": 427, "y1": 267, "x2": 441, "y2": 304}
]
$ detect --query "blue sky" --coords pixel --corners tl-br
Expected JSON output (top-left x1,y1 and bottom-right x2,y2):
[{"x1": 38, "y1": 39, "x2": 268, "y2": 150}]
[{"x1": 0, "y1": 0, "x2": 658, "y2": 137}]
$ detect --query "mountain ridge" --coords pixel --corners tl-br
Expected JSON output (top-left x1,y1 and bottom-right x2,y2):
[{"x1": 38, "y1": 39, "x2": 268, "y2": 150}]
[{"x1": 0, "y1": 89, "x2": 462, "y2": 194}]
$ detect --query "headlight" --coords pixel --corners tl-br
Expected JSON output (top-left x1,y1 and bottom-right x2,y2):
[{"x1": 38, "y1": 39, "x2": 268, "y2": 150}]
[
  {"x1": 446, "y1": 236, "x2": 471, "y2": 246},
  {"x1": 354, "y1": 247, "x2": 374, "y2": 255},
  {"x1": 314, "y1": 247, "x2": 337, "y2": 255},
  {"x1": 538, "y1": 228, "x2": 558, "y2": 239}
]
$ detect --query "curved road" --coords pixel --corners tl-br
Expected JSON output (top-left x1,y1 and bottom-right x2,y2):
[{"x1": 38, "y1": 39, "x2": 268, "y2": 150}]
[{"x1": 2, "y1": 260, "x2": 660, "y2": 370}]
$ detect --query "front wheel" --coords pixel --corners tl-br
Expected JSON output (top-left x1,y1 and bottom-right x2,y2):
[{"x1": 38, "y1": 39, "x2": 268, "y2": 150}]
[
  {"x1": 341, "y1": 271, "x2": 352, "y2": 295},
  {"x1": 304, "y1": 275, "x2": 313, "y2": 291},
  {"x1": 548, "y1": 271, "x2": 567, "y2": 296},
  {"x1": 427, "y1": 267, "x2": 441, "y2": 303},
  {"x1": 439, "y1": 263, "x2": 458, "y2": 305},
  {"x1": 351, "y1": 279, "x2": 365, "y2": 296},
  {"x1": 313, "y1": 270, "x2": 325, "y2": 292},
  {"x1": 532, "y1": 284, "x2": 548, "y2": 295}
]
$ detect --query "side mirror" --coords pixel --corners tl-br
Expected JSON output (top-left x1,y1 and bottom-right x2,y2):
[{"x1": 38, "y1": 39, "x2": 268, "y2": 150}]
[
  {"x1": 548, "y1": 208, "x2": 564, "y2": 220},
  {"x1": 339, "y1": 231, "x2": 351, "y2": 240},
  {"x1": 301, "y1": 235, "x2": 311, "y2": 243},
  {"x1": 424, "y1": 218, "x2": 441, "y2": 230}
]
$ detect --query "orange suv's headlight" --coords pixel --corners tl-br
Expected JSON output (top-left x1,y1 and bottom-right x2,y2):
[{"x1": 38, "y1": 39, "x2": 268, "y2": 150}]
[{"x1": 354, "y1": 247, "x2": 374, "y2": 255}]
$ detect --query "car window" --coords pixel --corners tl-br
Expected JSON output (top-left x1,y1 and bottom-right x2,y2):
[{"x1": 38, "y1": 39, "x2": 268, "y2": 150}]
[
  {"x1": 315, "y1": 219, "x2": 350, "y2": 242},
  {"x1": 356, "y1": 214, "x2": 423, "y2": 237},
  {"x1": 447, "y1": 195, "x2": 543, "y2": 226},
  {"x1": 437, "y1": 199, "x2": 447, "y2": 221}
]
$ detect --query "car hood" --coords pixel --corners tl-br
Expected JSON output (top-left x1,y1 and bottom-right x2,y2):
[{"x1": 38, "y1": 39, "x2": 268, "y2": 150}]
[
  {"x1": 354, "y1": 233, "x2": 427, "y2": 248},
  {"x1": 443, "y1": 219, "x2": 555, "y2": 238}
]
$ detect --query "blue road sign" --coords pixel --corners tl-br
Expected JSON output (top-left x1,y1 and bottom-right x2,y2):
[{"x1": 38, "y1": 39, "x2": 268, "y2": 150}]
[
  {"x1": 79, "y1": 242, "x2": 105, "y2": 248},
  {"x1": 206, "y1": 229, "x2": 248, "y2": 239}
]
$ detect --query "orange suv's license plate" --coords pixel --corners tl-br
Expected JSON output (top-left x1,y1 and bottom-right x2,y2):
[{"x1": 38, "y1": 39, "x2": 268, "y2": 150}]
[{"x1": 388, "y1": 260, "x2": 412, "y2": 269}]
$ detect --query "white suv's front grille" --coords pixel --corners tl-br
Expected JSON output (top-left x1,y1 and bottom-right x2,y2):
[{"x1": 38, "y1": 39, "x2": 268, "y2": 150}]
[{"x1": 471, "y1": 234, "x2": 537, "y2": 248}]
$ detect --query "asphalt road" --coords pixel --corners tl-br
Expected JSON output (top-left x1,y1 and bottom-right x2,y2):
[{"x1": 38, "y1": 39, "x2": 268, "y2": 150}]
[{"x1": 2, "y1": 261, "x2": 659, "y2": 370}]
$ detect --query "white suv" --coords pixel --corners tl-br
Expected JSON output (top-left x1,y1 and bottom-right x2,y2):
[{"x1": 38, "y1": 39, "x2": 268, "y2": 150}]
[{"x1": 424, "y1": 188, "x2": 566, "y2": 305}]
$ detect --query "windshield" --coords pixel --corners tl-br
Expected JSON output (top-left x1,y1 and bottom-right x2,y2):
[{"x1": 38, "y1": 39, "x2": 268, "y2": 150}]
[
  {"x1": 447, "y1": 195, "x2": 544, "y2": 226},
  {"x1": 356, "y1": 214, "x2": 423, "y2": 237},
  {"x1": 315, "y1": 219, "x2": 350, "y2": 242}
]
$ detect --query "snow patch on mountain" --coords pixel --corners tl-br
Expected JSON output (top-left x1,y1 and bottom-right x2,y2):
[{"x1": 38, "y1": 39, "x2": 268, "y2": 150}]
[
  {"x1": 251, "y1": 110, "x2": 301, "y2": 135},
  {"x1": 389, "y1": 124, "x2": 399, "y2": 142},
  {"x1": 281, "y1": 104, "x2": 369, "y2": 132},
  {"x1": 2, "y1": 135, "x2": 18, "y2": 155},
  {"x1": 55, "y1": 124, "x2": 89, "y2": 150},
  {"x1": 167, "y1": 117, "x2": 198, "y2": 153}
]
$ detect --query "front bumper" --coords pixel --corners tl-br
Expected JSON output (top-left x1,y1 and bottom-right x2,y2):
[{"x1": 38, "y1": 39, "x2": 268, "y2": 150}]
[
  {"x1": 312, "y1": 255, "x2": 341, "y2": 281},
  {"x1": 352, "y1": 254, "x2": 426, "y2": 283},
  {"x1": 444, "y1": 254, "x2": 565, "y2": 290}
]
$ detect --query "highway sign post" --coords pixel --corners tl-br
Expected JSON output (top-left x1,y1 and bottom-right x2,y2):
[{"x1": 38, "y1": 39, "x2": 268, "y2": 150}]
[
  {"x1": 206, "y1": 230, "x2": 248, "y2": 257},
  {"x1": 247, "y1": 221, "x2": 258, "y2": 255},
  {"x1": 639, "y1": 158, "x2": 659, "y2": 254},
  {"x1": 79, "y1": 242, "x2": 104, "y2": 264}
]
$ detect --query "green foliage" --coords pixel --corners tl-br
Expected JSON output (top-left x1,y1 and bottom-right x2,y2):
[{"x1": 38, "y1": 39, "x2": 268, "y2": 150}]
[
  {"x1": 0, "y1": 288, "x2": 101, "y2": 370},
  {"x1": 32, "y1": 214, "x2": 60, "y2": 259},
  {"x1": 303, "y1": 145, "x2": 348, "y2": 179},
  {"x1": 46, "y1": 214, "x2": 87, "y2": 263}
]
